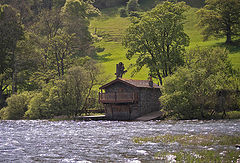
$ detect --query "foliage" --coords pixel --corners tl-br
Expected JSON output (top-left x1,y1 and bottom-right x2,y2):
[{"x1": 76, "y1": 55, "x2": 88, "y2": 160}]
[
  {"x1": 61, "y1": 0, "x2": 99, "y2": 57},
  {"x1": 123, "y1": 1, "x2": 189, "y2": 85},
  {"x1": 133, "y1": 134, "x2": 240, "y2": 146},
  {"x1": 119, "y1": 7, "x2": 127, "y2": 17},
  {"x1": 0, "y1": 4, "x2": 24, "y2": 105},
  {"x1": 33, "y1": 8, "x2": 63, "y2": 39},
  {"x1": 15, "y1": 32, "x2": 40, "y2": 91},
  {"x1": 126, "y1": 0, "x2": 140, "y2": 13},
  {"x1": 47, "y1": 31, "x2": 75, "y2": 77},
  {"x1": 62, "y1": 59, "x2": 106, "y2": 117},
  {"x1": 134, "y1": 133, "x2": 240, "y2": 162},
  {"x1": 160, "y1": 47, "x2": 236, "y2": 119},
  {"x1": 24, "y1": 58, "x2": 106, "y2": 119},
  {"x1": 155, "y1": 150, "x2": 239, "y2": 162},
  {"x1": 197, "y1": 0, "x2": 240, "y2": 44},
  {"x1": 24, "y1": 91, "x2": 50, "y2": 119},
  {"x1": 226, "y1": 111, "x2": 240, "y2": 119},
  {"x1": 0, "y1": 92, "x2": 32, "y2": 120}
]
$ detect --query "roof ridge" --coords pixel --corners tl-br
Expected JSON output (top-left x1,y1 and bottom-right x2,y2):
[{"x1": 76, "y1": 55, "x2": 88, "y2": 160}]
[{"x1": 100, "y1": 78, "x2": 161, "y2": 89}]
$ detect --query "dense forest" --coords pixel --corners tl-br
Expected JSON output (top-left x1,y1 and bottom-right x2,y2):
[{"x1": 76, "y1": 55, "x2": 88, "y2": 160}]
[{"x1": 0, "y1": 0, "x2": 240, "y2": 120}]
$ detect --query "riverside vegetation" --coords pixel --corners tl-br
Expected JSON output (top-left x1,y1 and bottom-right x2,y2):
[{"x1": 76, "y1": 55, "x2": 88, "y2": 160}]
[
  {"x1": 133, "y1": 133, "x2": 240, "y2": 162},
  {"x1": 0, "y1": 0, "x2": 240, "y2": 120}
]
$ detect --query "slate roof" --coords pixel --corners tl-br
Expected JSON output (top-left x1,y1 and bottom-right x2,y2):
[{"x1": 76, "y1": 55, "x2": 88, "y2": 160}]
[{"x1": 99, "y1": 78, "x2": 161, "y2": 89}]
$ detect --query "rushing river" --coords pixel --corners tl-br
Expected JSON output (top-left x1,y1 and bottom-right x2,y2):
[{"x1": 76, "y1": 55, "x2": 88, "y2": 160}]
[{"x1": 0, "y1": 120, "x2": 240, "y2": 162}]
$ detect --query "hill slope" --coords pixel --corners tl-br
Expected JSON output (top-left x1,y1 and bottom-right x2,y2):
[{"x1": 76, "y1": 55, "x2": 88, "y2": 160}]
[{"x1": 90, "y1": 6, "x2": 240, "y2": 81}]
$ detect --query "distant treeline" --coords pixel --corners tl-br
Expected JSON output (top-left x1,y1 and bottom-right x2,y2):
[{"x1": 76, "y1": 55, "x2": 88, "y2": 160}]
[{"x1": 93, "y1": 0, "x2": 205, "y2": 9}]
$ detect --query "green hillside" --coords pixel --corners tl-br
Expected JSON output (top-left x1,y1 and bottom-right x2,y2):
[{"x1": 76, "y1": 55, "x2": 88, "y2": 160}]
[{"x1": 90, "y1": 4, "x2": 240, "y2": 81}]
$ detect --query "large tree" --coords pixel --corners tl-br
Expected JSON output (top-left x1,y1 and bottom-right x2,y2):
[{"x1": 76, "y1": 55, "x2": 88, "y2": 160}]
[
  {"x1": 123, "y1": 1, "x2": 189, "y2": 85},
  {"x1": 198, "y1": 0, "x2": 240, "y2": 44},
  {"x1": 0, "y1": 5, "x2": 24, "y2": 107},
  {"x1": 61, "y1": 0, "x2": 100, "y2": 57},
  {"x1": 160, "y1": 47, "x2": 234, "y2": 119}
]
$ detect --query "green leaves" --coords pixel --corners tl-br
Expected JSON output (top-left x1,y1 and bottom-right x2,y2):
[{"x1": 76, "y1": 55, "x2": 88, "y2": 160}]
[
  {"x1": 197, "y1": 0, "x2": 240, "y2": 44},
  {"x1": 123, "y1": 1, "x2": 189, "y2": 85},
  {"x1": 160, "y1": 47, "x2": 237, "y2": 119}
]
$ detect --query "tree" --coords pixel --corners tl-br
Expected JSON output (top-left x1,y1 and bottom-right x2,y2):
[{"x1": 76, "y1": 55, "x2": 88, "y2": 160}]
[
  {"x1": 0, "y1": 92, "x2": 32, "y2": 120},
  {"x1": 197, "y1": 0, "x2": 240, "y2": 44},
  {"x1": 123, "y1": 1, "x2": 189, "y2": 85},
  {"x1": 126, "y1": 0, "x2": 140, "y2": 13},
  {"x1": 160, "y1": 47, "x2": 234, "y2": 119},
  {"x1": 47, "y1": 31, "x2": 75, "y2": 78},
  {"x1": 63, "y1": 59, "x2": 105, "y2": 117},
  {"x1": 61, "y1": 0, "x2": 100, "y2": 57},
  {"x1": 24, "y1": 58, "x2": 106, "y2": 119},
  {"x1": 0, "y1": 0, "x2": 35, "y2": 27},
  {"x1": 0, "y1": 4, "x2": 24, "y2": 105},
  {"x1": 33, "y1": 8, "x2": 63, "y2": 40}
]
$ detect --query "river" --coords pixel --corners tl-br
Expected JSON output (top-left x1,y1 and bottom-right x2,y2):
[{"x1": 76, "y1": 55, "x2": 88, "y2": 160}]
[{"x1": 0, "y1": 120, "x2": 240, "y2": 162}]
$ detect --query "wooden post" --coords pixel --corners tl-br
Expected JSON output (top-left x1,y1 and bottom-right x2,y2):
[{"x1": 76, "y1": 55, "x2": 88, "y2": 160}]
[{"x1": 98, "y1": 92, "x2": 100, "y2": 103}]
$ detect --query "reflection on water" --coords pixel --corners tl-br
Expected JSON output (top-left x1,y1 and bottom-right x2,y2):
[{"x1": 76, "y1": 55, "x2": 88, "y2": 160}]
[{"x1": 0, "y1": 120, "x2": 240, "y2": 162}]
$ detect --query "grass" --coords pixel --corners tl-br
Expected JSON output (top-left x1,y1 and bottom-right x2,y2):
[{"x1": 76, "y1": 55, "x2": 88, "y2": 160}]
[
  {"x1": 90, "y1": 4, "x2": 240, "y2": 82},
  {"x1": 155, "y1": 150, "x2": 240, "y2": 162},
  {"x1": 227, "y1": 111, "x2": 240, "y2": 119},
  {"x1": 133, "y1": 134, "x2": 240, "y2": 146},
  {"x1": 133, "y1": 134, "x2": 240, "y2": 162}
]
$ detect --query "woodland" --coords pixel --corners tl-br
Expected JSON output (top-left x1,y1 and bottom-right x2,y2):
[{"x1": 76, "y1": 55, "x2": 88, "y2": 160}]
[{"x1": 0, "y1": 0, "x2": 240, "y2": 120}]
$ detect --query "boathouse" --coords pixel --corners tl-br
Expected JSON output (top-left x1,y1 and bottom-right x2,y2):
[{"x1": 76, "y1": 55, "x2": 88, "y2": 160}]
[{"x1": 99, "y1": 78, "x2": 161, "y2": 120}]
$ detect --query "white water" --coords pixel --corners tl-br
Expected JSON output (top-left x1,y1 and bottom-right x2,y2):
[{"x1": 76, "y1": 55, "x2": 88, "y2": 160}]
[{"x1": 0, "y1": 120, "x2": 240, "y2": 162}]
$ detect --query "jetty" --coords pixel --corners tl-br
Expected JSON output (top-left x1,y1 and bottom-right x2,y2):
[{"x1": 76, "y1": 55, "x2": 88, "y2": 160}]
[
  {"x1": 135, "y1": 111, "x2": 162, "y2": 121},
  {"x1": 76, "y1": 115, "x2": 106, "y2": 121}
]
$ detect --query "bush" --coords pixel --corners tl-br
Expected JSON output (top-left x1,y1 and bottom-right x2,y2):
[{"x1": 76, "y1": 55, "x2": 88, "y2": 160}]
[
  {"x1": 160, "y1": 47, "x2": 237, "y2": 119},
  {"x1": 0, "y1": 108, "x2": 6, "y2": 120},
  {"x1": 95, "y1": 46, "x2": 105, "y2": 53},
  {"x1": 1, "y1": 92, "x2": 32, "y2": 120},
  {"x1": 227, "y1": 111, "x2": 240, "y2": 119},
  {"x1": 119, "y1": 8, "x2": 128, "y2": 17},
  {"x1": 24, "y1": 92, "x2": 50, "y2": 119},
  {"x1": 127, "y1": 0, "x2": 139, "y2": 13},
  {"x1": 128, "y1": 11, "x2": 141, "y2": 18}
]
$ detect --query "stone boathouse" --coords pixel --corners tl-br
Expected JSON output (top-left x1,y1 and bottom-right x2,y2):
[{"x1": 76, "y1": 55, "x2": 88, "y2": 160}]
[{"x1": 99, "y1": 78, "x2": 161, "y2": 120}]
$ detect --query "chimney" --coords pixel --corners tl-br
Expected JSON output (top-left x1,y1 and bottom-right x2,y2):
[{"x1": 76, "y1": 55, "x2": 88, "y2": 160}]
[{"x1": 149, "y1": 76, "x2": 153, "y2": 87}]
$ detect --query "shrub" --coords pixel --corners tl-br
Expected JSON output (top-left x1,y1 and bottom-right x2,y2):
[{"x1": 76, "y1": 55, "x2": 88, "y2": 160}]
[
  {"x1": 119, "y1": 7, "x2": 128, "y2": 17},
  {"x1": 1, "y1": 92, "x2": 32, "y2": 120},
  {"x1": 126, "y1": 0, "x2": 139, "y2": 13},
  {"x1": 128, "y1": 11, "x2": 141, "y2": 18},
  {"x1": 160, "y1": 47, "x2": 237, "y2": 119},
  {"x1": 24, "y1": 82, "x2": 56, "y2": 120}
]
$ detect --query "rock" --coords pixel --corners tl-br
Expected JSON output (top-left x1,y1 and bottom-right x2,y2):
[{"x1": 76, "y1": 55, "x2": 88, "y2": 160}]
[{"x1": 236, "y1": 144, "x2": 240, "y2": 149}]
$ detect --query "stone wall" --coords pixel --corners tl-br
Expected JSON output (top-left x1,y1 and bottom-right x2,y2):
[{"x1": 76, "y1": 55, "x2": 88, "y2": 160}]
[
  {"x1": 103, "y1": 82, "x2": 161, "y2": 120},
  {"x1": 138, "y1": 88, "x2": 161, "y2": 116}
]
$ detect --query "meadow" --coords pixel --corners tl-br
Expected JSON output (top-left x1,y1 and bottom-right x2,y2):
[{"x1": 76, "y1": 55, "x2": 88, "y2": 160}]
[{"x1": 90, "y1": 3, "x2": 240, "y2": 82}]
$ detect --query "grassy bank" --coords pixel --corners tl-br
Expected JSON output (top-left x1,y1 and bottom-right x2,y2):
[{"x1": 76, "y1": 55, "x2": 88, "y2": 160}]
[
  {"x1": 133, "y1": 134, "x2": 240, "y2": 162},
  {"x1": 90, "y1": 6, "x2": 240, "y2": 81}
]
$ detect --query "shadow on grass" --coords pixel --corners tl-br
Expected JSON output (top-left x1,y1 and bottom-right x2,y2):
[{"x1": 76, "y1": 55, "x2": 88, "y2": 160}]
[
  {"x1": 93, "y1": 53, "x2": 113, "y2": 62},
  {"x1": 215, "y1": 40, "x2": 240, "y2": 54},
  {"x1": 100, "y1": 7, "x2": 120, "y2": 18}
]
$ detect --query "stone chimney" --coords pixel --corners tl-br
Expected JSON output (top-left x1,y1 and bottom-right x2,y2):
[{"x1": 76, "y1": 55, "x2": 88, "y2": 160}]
[{"x1": 149, "y1": 76, "x2": 153, "y2": 87}]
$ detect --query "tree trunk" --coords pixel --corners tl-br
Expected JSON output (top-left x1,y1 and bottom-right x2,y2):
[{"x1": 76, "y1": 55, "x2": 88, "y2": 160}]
[
  {"x1": 12, "y1": 50, "x2": 17, "y2": 94},
  {"x1": 226, "y1": 24, "x2": 232, "y2": 44},
  {"x1": 55, "y1": 53, "x2": 61, "y2": 77},
  {"x1": 226, "y1": 32, "x2": 232, "y2": 44},
  {"x1": 61, "y1": 58, "x2": 64, "y2": 77},
  {"x1": 157, "y1": 71, "x2": 163, "y2": 86},
  {"x1": 0, "y1": 89, "x2": 4, "y2": 109}
]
